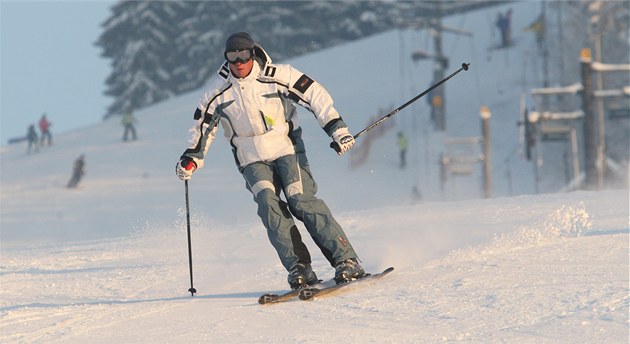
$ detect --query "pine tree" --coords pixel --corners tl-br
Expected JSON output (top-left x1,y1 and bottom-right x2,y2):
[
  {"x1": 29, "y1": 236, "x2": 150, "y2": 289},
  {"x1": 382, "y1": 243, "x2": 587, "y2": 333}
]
[{"x1": 97, "y1": 1, "x2": 186, "y2": 116}]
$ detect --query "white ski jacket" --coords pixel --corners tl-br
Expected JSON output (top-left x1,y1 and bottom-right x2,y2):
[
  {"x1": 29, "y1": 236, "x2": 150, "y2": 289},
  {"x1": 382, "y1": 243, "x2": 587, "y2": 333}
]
[{"x1": 181, "y1": 46, "x2": 348, "y2": 170}]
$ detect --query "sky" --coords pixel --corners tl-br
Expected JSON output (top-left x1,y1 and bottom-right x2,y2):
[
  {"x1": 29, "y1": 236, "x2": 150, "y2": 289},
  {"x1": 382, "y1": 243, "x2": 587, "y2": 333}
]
[{"x1": 0, "y1": 0, "x2": 114, "y2": 144}]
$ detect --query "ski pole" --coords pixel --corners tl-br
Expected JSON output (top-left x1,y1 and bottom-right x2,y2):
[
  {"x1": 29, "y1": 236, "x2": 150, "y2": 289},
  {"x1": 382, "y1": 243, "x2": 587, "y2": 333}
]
[
  {"x1": 184, "y1": 180, "x2": 197, "y2": 296},
  {"x1": 331, "y1": 62, "x2": 470, "y2": 153}
]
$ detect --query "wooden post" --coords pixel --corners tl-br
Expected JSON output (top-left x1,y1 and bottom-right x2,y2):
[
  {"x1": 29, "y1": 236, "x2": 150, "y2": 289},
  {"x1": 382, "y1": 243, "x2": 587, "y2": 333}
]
[
  {"x1": 480, "y1": 106, "x2": 492, "y2": 198},
  {"x1": 580, "y1": 48, "x2": 598, "y2": 190}
]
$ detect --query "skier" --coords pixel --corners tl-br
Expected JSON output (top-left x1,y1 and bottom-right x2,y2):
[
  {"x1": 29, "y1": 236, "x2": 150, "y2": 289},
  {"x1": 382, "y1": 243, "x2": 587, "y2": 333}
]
[
  {"x1": 175, "y1": 32, "x2": 365, "y2": 289},
  {"x1": 67, "y1": 154, "x2": 85, "y2": 188},
  {"x1": 121, "y1": 107, "x2": 138, "y2": 142},
  {"x1": 397, "y1": 131, "x2": 408, "y2": 169},
  {"x1": 39, "y1": 113, "x2": 53, "y2": 146},
  {"x1": 26, "y1": 124, "x2": 39, "y2": 154},
  {"x1": 495, "y1": 9, "x2": 513, "y2": 48}
]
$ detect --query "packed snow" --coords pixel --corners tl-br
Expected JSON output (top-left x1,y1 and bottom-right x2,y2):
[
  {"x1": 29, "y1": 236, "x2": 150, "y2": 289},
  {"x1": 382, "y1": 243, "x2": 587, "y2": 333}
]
[
  {"x1": 2, "y1": 190, "x2": 627, "y2": 343},
  {"x1": 1, "y1": 2, "x2": 628, "y2": 343}
]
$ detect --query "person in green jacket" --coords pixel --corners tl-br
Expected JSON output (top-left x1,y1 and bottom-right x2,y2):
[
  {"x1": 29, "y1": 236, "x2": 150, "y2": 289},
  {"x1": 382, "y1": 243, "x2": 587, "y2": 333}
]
[
  {"x1": 397, "y1": 131, "x2": 408, "y2": 169},
  {"x1": 121, "y1": 107, "x2": 138, "y2": 142}
]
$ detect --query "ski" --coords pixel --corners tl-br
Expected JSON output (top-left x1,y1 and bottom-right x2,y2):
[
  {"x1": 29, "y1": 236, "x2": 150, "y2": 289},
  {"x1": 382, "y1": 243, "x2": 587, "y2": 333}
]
[
  {"x1": 258, "y1": 279, "x2": 328, "y2": 305},
  {"x1": 299, "y1": 267, "x2": 394, "y2": 301},
  {"x1": 258, "y1": 289, "x2": 301, "y2": 305}
]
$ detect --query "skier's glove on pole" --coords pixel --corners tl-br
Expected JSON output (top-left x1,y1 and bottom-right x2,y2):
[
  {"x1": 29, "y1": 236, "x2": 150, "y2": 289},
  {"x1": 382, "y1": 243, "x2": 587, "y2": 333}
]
[
  {"x1": 331, "y1": 127, "x2": 355, "y2": 156},
  {"x1": 176, "y1": 158, "x2": 197, "y2": 180}
]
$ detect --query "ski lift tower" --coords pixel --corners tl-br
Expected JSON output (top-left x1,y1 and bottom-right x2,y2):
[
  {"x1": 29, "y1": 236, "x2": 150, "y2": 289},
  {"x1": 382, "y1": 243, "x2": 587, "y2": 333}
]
[
  {"x1": 402, "y1": 1, "x2": 508, "y2": 131},
  {"x1": 408, "y1": 16, "x2": 472, "y2": 131}
]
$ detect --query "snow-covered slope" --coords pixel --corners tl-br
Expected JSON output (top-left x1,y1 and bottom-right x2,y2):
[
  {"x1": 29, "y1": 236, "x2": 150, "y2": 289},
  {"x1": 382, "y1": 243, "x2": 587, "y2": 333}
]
[
  {"x1": 1, "y1": 2, "x2": 628, "y2": 343},
  {"x1": 1, "y1": 190, "x2": 627, "y2": 343}
]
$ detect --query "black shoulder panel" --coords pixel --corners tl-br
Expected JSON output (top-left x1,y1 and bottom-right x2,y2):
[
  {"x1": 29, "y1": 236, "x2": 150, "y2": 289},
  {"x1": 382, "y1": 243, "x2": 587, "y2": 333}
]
[
  {"x1": 293, "y1": 74, "x2": 314, "y2": 93},
  {"x1": 193, "y1": 108, "x2": 202, "y2": 120}
]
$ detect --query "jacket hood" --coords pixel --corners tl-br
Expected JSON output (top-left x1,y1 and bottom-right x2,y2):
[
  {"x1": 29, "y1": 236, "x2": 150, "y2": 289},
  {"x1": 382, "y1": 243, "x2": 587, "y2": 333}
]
[{"x1": 252, "y1": 43, "x2": 272, "y2": 68}]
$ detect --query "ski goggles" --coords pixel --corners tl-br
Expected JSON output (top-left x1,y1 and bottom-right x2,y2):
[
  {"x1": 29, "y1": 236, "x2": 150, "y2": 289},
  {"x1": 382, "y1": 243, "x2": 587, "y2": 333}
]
[{"x1": 224, "y1": 49, "x2": 253, "y2": 64}]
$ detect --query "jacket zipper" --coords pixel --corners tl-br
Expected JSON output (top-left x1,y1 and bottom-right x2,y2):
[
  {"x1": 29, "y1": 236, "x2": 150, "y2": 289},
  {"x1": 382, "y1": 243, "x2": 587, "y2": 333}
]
[{"x1": 260, "y1": 111, "x2": 269, "y2": 131}]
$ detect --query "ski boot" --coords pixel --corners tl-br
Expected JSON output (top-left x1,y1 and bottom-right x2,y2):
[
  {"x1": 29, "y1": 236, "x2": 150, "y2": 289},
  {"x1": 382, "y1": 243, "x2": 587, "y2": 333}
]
[
  {"x1": 287, "y1": 262, "x2": 319, "y2": 290},
  {"x1": 334, "y1": 258, "x2": 366, "y2": 284}
]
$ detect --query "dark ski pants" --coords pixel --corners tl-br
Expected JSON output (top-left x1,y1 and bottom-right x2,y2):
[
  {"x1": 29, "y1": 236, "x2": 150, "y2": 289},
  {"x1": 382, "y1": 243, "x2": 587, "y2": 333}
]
[
  {"x1": 40, "y1": 131, "x2": 52, "y2": 146},
  {"x1": 123, "y1": 124, "x2": 137, "y2": 141},
  {"x1": 241, "y1": 153, "x2": 358, "y2": 272},
  {"x1": 67, "y1": 172, "x2": 83, "y2": 188}
]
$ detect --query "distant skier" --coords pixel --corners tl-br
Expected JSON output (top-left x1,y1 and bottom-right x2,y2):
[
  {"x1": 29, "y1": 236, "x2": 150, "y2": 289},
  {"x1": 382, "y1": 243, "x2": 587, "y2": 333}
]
[
  {"x1": 67, "y1": 154, "x2": 86, "y2": 188},
  {"x1": 411, "y1": 185, "x2": 422, "y2": 203},
  {"x1": 495, "y1": 9, "x2": 513, "y2": 48},
  {"x1": 26, "y1": 124, "x2": 39, "y2": 154},
  {"x1": 397, "y1": 131, "x2": 408, "y2": 169},
  {"x1": 176, "y1": 32, "x2": 365, "y2": 290},
  {"x1": 121, "y1": 107, "x2": 138, "y2": 142},
  {"x1": 39, "y1": 113, "x2": 53, "y2": 146}
]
